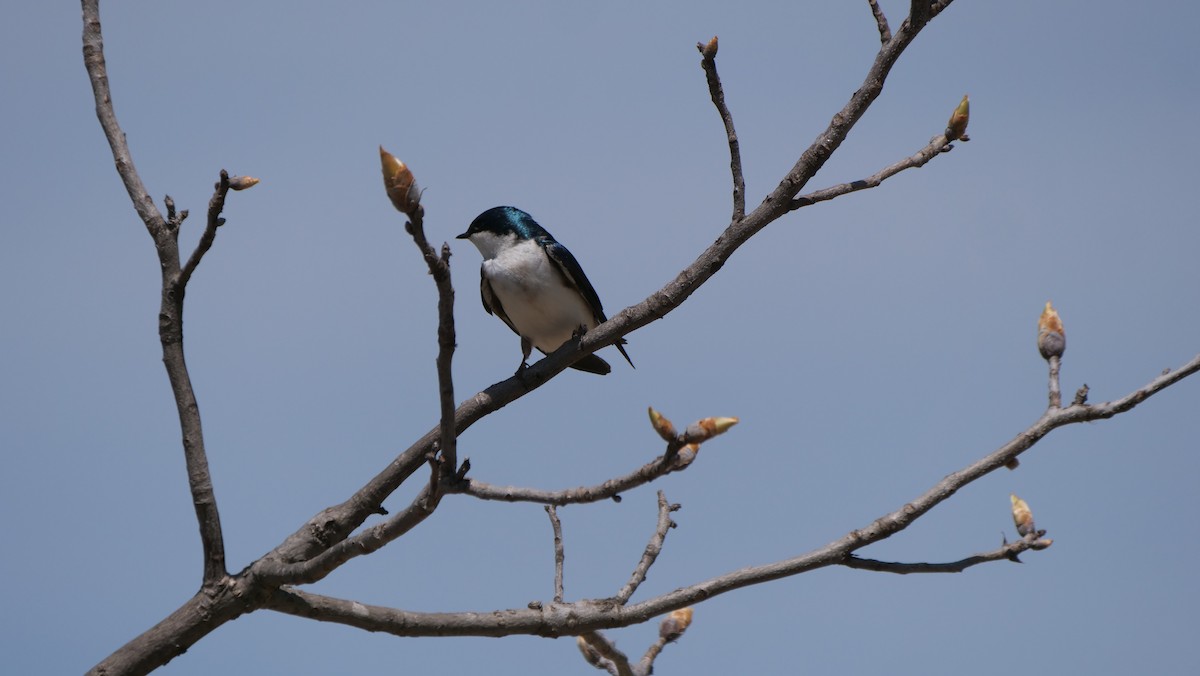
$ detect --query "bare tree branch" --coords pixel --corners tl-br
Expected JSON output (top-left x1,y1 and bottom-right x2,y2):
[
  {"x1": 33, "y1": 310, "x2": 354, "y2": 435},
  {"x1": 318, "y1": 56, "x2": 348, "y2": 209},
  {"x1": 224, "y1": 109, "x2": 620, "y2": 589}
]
[
  {"x1": 1047, "y1": 355, "x2": 1063, "y2": 409},
  {"x1": 86, "y1": 0, "x2": 1200, "y2": 672},
  {"x1": 789, "y1": 133, "x2": 954, "y2": 210},
  {"x1": 546, "y1": 506, "x2": 565, "y2": 603},
  {"x1": 867, "y1": 0, "x2": 892, "y2": 43},
  {"x1": 843, "y1": 536, "x2": 1052, "y2": 574},
  {"x1": 82, "y1": 0, "x2": 228, "y2": 586},
  {"x1": 572, "y1": 1, "x2": 961, "y2": 371},
  {"x1": 251, "y1": 3, "x2": 964, "y2": 579},
  {"x1": 910, "y1": 0, "x2": 933, "y2": 29},
  {"x1": 613, "y1": 492, "x2": 676, "y2": 604},
  {"x1": 258, "y1": 355, "x2": 1200, "y2": 641},
  {"x1": 402, "y1": 205, "x2": 459, "y2": 484},
  {"x1": 255, "y1": 483, "x2": 439, "y2": 586},
  {"x1": 81, "y1": 0, "x2": 163, "y2": 236},
  {"x1": 697, "y1": 36, "x2": 745, "y2": 221},
  {"x1": 178, "y1": 171, "x2": 230, "y2": 288},
  {"x1": 452, "y1": 450, "x2": 686, "y2": 505}
]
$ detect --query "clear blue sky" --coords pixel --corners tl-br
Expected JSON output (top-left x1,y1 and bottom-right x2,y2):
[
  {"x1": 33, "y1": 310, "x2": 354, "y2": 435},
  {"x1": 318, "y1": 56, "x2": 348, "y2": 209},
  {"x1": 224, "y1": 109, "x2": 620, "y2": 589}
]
[{"x1": 3, "y1": 1, "x2": 1198, "y2": 674}]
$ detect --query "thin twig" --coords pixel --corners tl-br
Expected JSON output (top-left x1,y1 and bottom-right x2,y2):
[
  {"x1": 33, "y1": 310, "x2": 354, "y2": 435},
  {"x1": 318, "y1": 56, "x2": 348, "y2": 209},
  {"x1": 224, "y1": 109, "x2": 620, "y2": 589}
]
[
  {"x1": 546, "y1": 506, "x2": 565, "y2": 603},
  {"x1": 613, "y1": 492, "x2": 675, "y2": 604},
  {"x1": 790, "y1": 134, "x2": 952, "y2": 210},
  {"x1": 452, "y1": 450, "x2": 686, "y2": 505},
  {"x1": 1047, "y1": 355, "x2": 1062, "y2": 409},
  {"x1": 637, "y1": 635, "x2": 671, "y2": 675},
  {"x1": 842, "y1": 537, "x2": 1047, "y2": 574},
  {"x1": 867, "y1": 0, "x2": 892, "y2": 43},
  {"x1": 697, "y1": 37, "x2": 745, "y2": 222},
  {"x1": 178, "y1": 170, "x2": 230, "y2": 288},
  {"x1": 81, "y1": 0, "x2": 163, "y2": 234},
  {"x1": 403, "y1": 205, "x2": 459, "y2": 485}
]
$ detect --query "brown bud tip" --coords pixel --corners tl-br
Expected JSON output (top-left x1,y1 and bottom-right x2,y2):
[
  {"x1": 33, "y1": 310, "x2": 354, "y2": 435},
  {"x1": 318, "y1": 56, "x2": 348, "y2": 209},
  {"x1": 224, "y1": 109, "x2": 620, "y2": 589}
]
[
  {"x1": 945, "y1": 94, "x2": 970, "y2": 141},
  {"x1": 1030, "y1": 538, "x2": 1053, "y2": 550},
  {"x1": 659, "y1": 607, "x2": 695, "y2": 641},
  {"x1": 379, "y1": 146, "x2": 421, "y2": 215},
  {"x1": 648, "y1": 406, "x2": 677, "y2": 441},
  {"x1": 1010, "y1": 494, "x2": 1036, "y2": 537},
  {"x1": 228, "y1": 175, "x2": 260, "y2": 191},
  {"x1": 700, "y1": 36, "x2": 718, "y2": 59},
  {"x1": 1037, "y1": 300, "x2": 1066, "y2": 360}
]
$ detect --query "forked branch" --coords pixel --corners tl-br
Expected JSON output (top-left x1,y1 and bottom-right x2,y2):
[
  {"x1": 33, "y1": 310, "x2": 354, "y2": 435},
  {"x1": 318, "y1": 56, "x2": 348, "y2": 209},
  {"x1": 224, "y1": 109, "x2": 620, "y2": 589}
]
[{"x1": 261, "y1": 353, "x2": 1200, "y2": 640}]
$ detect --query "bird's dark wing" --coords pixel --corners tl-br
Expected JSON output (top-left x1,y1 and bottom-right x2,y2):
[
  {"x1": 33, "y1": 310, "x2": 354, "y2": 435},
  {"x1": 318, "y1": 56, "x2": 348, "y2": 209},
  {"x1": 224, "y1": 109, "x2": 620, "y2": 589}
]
[
  {"x1": 542, "y1": 237, "x2": 635, "y2": 370},
  {"x1": 482, "y1": 259, "x2": 612, "y2": 374},
  {"x1": 480, "y1": 266, "x2": 520, "y2": 337},
  {"x1": 541, "y1": 237, "x2": 607, "y2": 323}
]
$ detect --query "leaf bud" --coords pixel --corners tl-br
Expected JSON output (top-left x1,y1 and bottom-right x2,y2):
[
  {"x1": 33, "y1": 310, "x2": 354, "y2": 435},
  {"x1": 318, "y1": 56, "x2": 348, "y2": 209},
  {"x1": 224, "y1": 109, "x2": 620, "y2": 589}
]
[
  {"x1": 648, "y1": 407, "x2": 677, "y2": 441},
  {"x1": 682, "y1": 416, "x2": 739, "y2": 443},
  {"x1": 227, "y1": 175, "x2": 260, "y2": 191},
  {"x1": 379, "y1": 146, "x2": 421, "y2": 216},
  {"x1": 659, "y1": 607, "x2": 694, "y2": 642},
  {"x1": 670, "y1": 443, "x2": 700, "y2": 470},
  {"x1": 1010, "y1": 494, "x2": 1036, "y2": 537},
  {"x1": 945, "y1": 94, "x2": 970, "y2": 141},
  {"x1": 1037, "y1": 300, "x2": 1066, "y2": 360}
]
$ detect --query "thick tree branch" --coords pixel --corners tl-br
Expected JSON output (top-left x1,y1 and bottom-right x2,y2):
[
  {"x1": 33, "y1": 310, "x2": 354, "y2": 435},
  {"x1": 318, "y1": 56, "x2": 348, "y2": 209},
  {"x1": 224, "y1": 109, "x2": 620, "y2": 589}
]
[
  {"x1": 254, "y1": 484, "x2": 438, "y2": 586},
  {"x1": 87, "y1": 580, "x2": 256, "y2": 676}
]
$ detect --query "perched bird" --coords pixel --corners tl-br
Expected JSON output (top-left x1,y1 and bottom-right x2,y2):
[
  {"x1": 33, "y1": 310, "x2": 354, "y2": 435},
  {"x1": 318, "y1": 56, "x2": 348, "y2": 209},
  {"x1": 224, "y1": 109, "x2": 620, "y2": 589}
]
[{"x1": 457, "y1": 206, "x2": 634, "y2": 375}]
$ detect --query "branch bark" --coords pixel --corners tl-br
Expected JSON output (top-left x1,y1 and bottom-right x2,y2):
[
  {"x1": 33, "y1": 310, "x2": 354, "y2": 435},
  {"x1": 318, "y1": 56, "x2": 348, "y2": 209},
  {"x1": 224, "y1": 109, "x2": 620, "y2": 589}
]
[
  {"x1": 84, "y1": 0, "x2": 1200, "y2": 672},
  {"x1": 82, "y1": 0, "x2": 227, "y2": 586},
  {"x1": 613, "y1": 492, "x2": 676, "y2": 604},
  {"x1": 697, "y1": 36, "x2": 745, "y2": 222},
  {"x1": 867, "y1": 0, "x2": 892, "y2": 43},
  {"x1": 258, "y1": 353, "x2": 1200, "y2": 641},
  {"x1": 547, "y1": 505, "x2": 565, "y2": 603}
]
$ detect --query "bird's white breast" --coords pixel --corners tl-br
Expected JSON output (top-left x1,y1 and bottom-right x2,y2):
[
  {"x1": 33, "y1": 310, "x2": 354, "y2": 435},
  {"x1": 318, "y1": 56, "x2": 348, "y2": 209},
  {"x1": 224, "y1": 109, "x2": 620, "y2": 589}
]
[{"x1": 480, "y1": 237, "x2": 596, "y2": 353}]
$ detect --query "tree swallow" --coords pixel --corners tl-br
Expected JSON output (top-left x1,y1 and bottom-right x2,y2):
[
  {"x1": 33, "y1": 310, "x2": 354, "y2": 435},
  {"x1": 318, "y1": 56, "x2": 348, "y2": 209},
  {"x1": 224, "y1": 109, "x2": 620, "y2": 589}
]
[{"x1": 456, "y1": 206, "x2": 634, "y2": 375}]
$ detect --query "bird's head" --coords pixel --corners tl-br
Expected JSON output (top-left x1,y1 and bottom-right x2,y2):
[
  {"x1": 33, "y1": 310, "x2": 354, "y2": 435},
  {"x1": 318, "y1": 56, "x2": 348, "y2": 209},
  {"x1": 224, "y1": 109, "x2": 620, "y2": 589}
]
[{"x1": 457, "y1": 206, "x2": 549, "y2": 258}]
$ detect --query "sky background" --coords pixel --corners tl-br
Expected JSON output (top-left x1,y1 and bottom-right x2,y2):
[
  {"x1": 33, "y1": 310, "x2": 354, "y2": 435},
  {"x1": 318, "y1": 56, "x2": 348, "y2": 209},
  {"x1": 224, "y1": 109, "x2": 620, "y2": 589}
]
[{"x1": 3, "y1": 1, "x2": 1198, "y2": 674}]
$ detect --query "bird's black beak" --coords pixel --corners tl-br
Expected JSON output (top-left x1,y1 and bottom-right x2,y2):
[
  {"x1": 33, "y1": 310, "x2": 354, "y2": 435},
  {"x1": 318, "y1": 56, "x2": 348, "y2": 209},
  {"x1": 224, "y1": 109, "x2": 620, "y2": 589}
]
[{"x1": 455, "y1": 232, "x2": 470, "y2": 239}]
